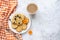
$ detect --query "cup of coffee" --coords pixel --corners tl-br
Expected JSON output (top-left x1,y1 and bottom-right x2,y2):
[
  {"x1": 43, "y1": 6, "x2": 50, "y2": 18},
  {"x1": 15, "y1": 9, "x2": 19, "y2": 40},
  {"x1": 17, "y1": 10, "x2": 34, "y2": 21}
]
[{"x1": 27, "y1": 3, "x2": 38, "y2": 15}]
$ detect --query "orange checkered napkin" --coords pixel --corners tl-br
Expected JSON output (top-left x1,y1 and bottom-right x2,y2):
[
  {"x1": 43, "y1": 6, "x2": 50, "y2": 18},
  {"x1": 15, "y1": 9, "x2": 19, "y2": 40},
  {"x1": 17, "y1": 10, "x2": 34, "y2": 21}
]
[
  {"x1": 0, "y1": 0, "x2": 23, "y2": 40},
  {"x1": 0, "y1": 0, "x2": 17, "y2": 29},
  {"x1": 0, "y1": 29, "x2": 23, "y2": 40},
  {"x1": 0, "y1": 29, "x2": 17, "y2": 40}
]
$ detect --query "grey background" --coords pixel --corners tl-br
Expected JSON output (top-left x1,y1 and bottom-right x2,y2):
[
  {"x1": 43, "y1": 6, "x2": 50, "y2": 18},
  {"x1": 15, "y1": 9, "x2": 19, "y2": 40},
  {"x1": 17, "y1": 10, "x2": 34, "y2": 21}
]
[{"x1": 15, "y1": 0, "x2": 60, "y2": 40}]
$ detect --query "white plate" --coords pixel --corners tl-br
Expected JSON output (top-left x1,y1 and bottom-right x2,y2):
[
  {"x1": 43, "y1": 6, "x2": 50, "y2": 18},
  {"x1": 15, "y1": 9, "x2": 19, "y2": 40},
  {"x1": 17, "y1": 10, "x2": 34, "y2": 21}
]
[{"x1": 8, "y1": 13, "x2": 31, "y2": 34}]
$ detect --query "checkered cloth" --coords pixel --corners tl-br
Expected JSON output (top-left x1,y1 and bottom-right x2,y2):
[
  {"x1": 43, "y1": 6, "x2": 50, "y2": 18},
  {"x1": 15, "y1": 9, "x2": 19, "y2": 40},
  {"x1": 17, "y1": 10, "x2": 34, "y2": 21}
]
[
  {"x1": 0, "y1": 29, "x2": 17, "y2": 40},
  {"x1": 0, "y1": 0, "x2": 23, "y2": 40},
  {"x1": 0, "y1": 29, "x2": 23, "y2": 40},
  {"x1": 0, "y1": 0, "x2": 18, "y2": 29}
]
